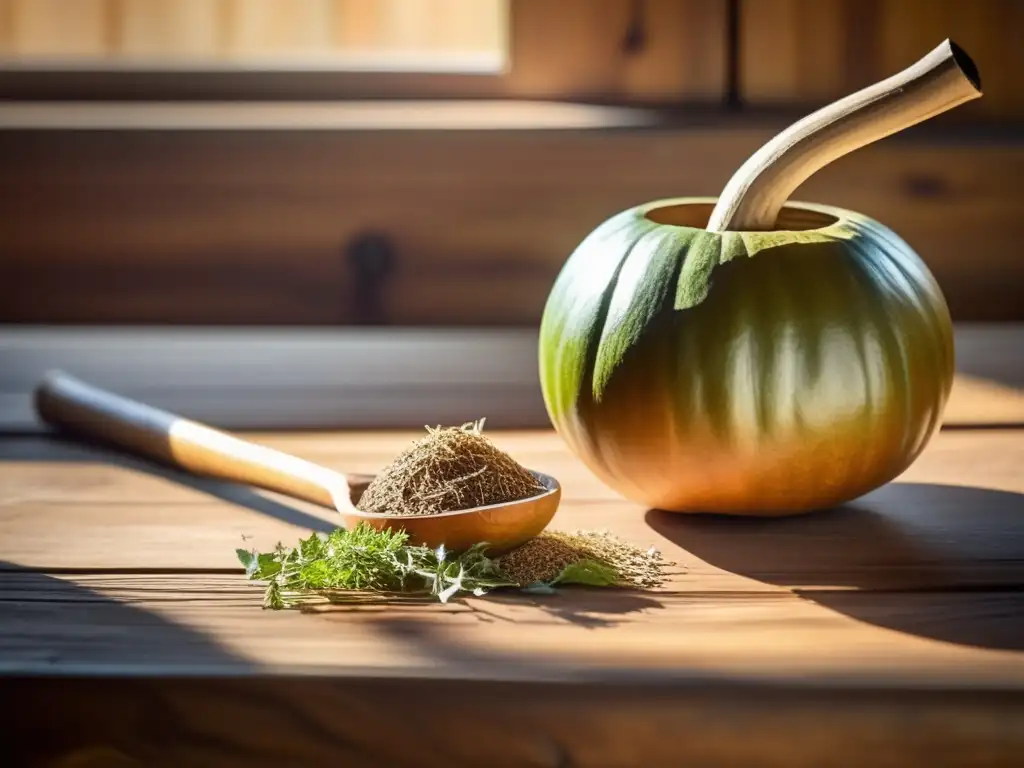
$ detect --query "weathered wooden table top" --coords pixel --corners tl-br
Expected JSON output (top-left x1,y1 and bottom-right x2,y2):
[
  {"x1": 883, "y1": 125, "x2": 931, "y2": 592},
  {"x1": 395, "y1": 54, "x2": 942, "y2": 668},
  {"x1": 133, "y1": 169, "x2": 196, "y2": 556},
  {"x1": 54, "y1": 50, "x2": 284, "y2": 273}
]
[{"x1": 1, "y1": 369, "x2": 1023, "y2": 766}]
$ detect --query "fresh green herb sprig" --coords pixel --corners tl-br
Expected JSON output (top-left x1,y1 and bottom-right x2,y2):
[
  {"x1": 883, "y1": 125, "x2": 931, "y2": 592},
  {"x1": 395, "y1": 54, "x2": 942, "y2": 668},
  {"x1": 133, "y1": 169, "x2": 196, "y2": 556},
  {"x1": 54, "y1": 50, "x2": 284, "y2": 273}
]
[
  {"x1": 236, "y1": 522, "x2": 622, "y2": 608},
  {"x1": 237, "y1": 523, "x2": 514, "y2": 608}
]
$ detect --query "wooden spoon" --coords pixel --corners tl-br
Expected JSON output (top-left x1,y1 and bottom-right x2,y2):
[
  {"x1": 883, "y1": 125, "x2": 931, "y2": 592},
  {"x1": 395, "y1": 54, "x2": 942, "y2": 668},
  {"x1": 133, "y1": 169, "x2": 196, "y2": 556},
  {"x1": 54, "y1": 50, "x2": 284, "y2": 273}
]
[{"x1": 33, "y1": 371, "x2": 560, "y2": 553}]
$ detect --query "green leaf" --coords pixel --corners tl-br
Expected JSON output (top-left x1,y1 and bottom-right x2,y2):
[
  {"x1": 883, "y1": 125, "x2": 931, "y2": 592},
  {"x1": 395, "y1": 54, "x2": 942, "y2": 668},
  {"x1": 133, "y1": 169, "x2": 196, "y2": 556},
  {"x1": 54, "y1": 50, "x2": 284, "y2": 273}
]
[
  {"x1": 237, "y1": 548, "x2": 281, "y2": 580},
  {"x1": 238, "y1": 522, "x2": 518, "y2": 605},
  {"x1": 254, "y1": 553, "x2": 281, "y2": 580},
  {"x1": 298, "y1": 532, "x2": 326, "y2": 561},
  {"x1": 553, "y1": 559, "x2": 620, "y2": 587},
  {"x1": 236, "y1": 548, "x2": 255, "y2": 570}
]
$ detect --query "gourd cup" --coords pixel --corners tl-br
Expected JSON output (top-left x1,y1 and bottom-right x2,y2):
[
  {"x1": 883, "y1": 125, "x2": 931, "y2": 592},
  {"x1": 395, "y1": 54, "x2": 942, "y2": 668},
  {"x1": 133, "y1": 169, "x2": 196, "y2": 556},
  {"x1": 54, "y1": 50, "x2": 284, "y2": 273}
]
[{"x1": 539, "y1": 40, "x2": 982, "y2": 516}]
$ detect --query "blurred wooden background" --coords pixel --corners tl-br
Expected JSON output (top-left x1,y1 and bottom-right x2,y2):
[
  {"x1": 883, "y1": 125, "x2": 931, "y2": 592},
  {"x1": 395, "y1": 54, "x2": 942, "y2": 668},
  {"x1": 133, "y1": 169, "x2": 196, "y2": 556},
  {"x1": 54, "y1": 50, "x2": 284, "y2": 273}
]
[
  {"x1": 741, "y1": 0, "x2": 1024, "y2": 120},
  {"x1": 0, "y1": 0, "x2": 506, "y2": 62},
  {"x1": 2, "y1": 1, "x2": 1021, "y2": 114},
  {"x1": 0, "y1": 0, "x2": 1022, "y2": 327}
]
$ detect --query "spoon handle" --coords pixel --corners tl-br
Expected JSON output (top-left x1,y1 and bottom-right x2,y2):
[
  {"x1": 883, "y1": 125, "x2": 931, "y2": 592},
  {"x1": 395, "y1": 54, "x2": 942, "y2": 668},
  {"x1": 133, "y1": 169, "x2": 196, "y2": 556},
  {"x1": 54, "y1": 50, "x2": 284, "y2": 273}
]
[{"x1": 34, "y1": 371, "x2": 348, "y2": 511}]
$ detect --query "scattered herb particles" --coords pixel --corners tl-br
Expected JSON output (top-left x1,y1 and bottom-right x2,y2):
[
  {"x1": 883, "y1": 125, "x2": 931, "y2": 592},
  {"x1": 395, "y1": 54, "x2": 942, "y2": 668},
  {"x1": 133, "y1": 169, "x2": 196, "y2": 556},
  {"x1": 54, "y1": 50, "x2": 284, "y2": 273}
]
[
  {"x1": 356, "y1": 419, "x2": 545, "y2": 517},
  {"x1": 496, "y1": 530, "x2": 666, "y2": 589},
  {"x1": 237, "y1": 522, "x2": 669, "y2": 608}
]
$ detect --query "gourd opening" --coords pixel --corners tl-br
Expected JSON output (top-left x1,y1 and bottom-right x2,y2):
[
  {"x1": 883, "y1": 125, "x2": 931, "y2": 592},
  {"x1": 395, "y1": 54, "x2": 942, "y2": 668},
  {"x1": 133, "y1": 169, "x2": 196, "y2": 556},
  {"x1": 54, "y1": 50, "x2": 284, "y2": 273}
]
[{"x1": 645, "y1": 202, "x2": 839, "y2": 232}]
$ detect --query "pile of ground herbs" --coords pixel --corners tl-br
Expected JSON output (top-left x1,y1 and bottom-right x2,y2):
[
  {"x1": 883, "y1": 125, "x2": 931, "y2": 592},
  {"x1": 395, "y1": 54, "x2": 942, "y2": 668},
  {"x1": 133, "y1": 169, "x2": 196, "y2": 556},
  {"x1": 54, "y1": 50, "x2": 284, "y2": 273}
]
[
  {"x1": 495, "y1": 530, "x2": 667, "y2": 589},
  {"x1": 356, "y1": 419, "x2": 546, "y2": 516}
]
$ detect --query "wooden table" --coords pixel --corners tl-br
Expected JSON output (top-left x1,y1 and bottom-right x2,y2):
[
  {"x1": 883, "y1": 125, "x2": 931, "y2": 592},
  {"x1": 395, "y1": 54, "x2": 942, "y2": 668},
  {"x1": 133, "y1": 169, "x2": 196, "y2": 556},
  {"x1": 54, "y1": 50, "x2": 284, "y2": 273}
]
[{"x1": 2, "y1": 372, "x2": 1023, "y2": 766}]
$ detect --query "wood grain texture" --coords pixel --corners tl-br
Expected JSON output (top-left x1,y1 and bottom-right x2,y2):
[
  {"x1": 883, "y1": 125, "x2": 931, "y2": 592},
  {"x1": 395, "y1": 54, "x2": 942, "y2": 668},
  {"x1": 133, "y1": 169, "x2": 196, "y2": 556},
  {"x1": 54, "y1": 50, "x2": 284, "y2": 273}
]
[
  {"x1": 1, "y1": 572, "x2": 1023, "y2": 680},
  {"x1": 877, "y1": 0, "x2": 1024, "y2": 121},
  {"x1": 1, "y1": 429, "x2": 1022, "y2": 592},
  {"x1": 4, "y1": 674, "x2": 1021, "y2": 767},
  {"x1": 0, "y1": 569, "x2": 1023, "y2": 764},
  {"x1": 0, "y1": 118, "x2": 1022, "y2": 325},
  {"x1": 739, "y1": 0, "x2": 1024, "y2": 121},
  {"x1": 0, "y1": 0, "x2": 10, "y2": 52},
  {"x1": 222, "y1": 0, "x2": 332, "y2": 57},
  {"x1": 946, "y1": 379, "x2": 1024, "y2": 427},
  {"x1": 0, "y1": 0, "x2": 725, "y2": 108},
  {"x1": 117, "y1": 0, "x2": 221, "y2": 58},
  {"x1": 1, "y1": 0, "x2": 507, "y2": 63},
  {"x1": 6, "y1": 0, "x2": 112, "y2": 56},
  {"x1": 331, "y1": 0, "x2": 505, "y2": 55},
  {"x1": 508, "y1": 0, "x2": 728, "y2": 102}
]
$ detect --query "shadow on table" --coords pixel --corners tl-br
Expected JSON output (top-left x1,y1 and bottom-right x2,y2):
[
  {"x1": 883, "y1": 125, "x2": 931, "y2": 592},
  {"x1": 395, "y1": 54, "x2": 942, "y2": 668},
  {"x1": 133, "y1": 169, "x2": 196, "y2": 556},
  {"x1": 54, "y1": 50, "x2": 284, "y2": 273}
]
[
  {"x1": 467, "y1": 589, "x2": 666, "y2": 629},
  {"x1": 7, "y1": 432, "x2": 336, "y2": 533},
  {"x1": 953, "y1": 328, "x2": 1024, "y2": 391},
  {"x1": 944, "y1": 327, "x2": 1024, "y2": 429},
  {"x1": 645, "y1": 482, "x2": 1024, "y2": 651},
  {"x1": 0, "y1": 564, "x2": 253, "y2": 765}
]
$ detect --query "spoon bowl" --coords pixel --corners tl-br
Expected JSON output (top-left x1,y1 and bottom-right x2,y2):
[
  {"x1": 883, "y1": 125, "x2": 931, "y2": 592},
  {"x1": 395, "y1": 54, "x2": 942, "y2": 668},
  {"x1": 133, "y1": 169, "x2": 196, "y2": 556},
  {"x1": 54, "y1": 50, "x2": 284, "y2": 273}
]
[
  {"x1": 34, "y1": 371, "x2": 560, "y2": 555},
  {"x1": 340, "y1": 471, "x2": 561, "y2": 553}
]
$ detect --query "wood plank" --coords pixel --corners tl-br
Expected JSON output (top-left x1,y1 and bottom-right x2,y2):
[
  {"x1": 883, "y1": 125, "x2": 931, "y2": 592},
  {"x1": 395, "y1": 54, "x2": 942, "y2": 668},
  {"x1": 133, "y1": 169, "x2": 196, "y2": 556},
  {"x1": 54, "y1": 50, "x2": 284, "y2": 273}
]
[
  {"x1": 3, "y1": 0, "x2": 508, "y2": 65},
  {"x1": 116, "y1": 0, "x2": 221, "y2": 59},
  {"x1": 507, "y1": 0, "x2": 728, "y2": 102},
  {"x1": 739, "y1": 0, "x2": 1024, "y2": 121},
  {"x1": 1, "y1": 430, "x2": 1021, "y2": 590},
  {"x1": 0, "y1": 0, "x2": 10, "y2": 53},
  {"x1": 222, "y1": 0, "x2": 332, "y2": 57},
  {"x1": 4, "y1": 672, "x2": 1022, "y2": 767},
  {"x1": 0, "y1": 572, "x2": 1023, "y2": 685},
  {"x1": 1, "y1": 327, "x2": 1020, "y2": 431},
  {"x1": 2, "y1": 576, "x2": 1024, "y2": 768},
  {"x1": 946, "y1": 374, "x2": 1024, "y2": 426},
  {"x1": 0, "y1": 119, "x2": 1021, "y2": 325},
  {"x1": 0, "y1": 100, "x2": 655, "y2": 130},
  {"x1": 331, "y1": 0, "x2": 504, "y2": 55},
  {"x1": 6, "y1": 0, "x2": 111, "y2": 57}
]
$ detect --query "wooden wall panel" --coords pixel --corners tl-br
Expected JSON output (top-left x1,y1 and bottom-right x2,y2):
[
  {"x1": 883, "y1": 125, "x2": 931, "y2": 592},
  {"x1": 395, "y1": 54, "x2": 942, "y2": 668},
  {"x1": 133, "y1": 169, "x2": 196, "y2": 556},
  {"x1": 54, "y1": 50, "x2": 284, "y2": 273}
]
[
  {"x1": 0, "y1": 1, "x2": 11, "y2": 53},
  {"x1": 0, "y1": 1, "x2": 725, "y2": 103},
  {"x1": 740, "y1": 0, "x2": 847, "y2": 103},
  {"x1": 1, "y1": 119, "x2": 1021, "y2": 326},
  {"x1": 7, "y1": 0, "x2": 111, "y2": 56},
  {"x1": 117, "y1": 0, "x2": 222, "y2": 59},
  {"x1": 739, "y1": 0, "x2": 1024, "y2": 120},
  {"x1": 0, "y1": 0, "x2": 508, "y2": 62},
  {"x1": 223, "y1": 0, "x2": 333, "y2": 57},
  {"x1": 507, "y1": 0, "x2": 728, "y2": 102},
  {"x1": 332, "y1": 0, "x2": 504, "y2": 54},
  {"x1": 876, "y1": 0, "x2": 1024, "y2": 121}
]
